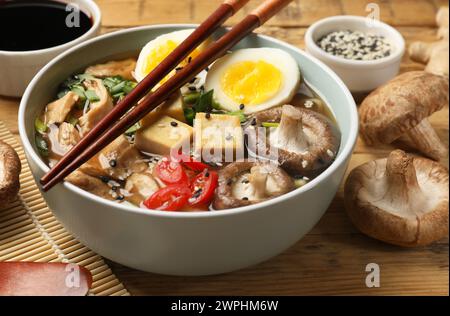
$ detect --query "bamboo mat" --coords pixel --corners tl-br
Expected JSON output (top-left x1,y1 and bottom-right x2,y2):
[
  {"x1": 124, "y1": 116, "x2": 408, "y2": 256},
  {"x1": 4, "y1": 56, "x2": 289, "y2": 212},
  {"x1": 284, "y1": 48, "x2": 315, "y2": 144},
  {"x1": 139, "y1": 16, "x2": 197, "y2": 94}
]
[{"x1": 0, "y1": 121, "x2": 129, "y2": 296}]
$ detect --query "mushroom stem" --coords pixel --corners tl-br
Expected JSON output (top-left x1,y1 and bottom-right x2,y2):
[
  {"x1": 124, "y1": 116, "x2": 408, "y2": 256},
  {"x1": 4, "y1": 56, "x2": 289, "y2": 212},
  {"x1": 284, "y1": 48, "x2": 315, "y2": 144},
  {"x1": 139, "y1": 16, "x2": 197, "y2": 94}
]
[
  {"x1": 406, "y1": 118, "x2": 448, "y2": 161},
  {"x1": 248, "y1": 166, "x2": 268, "y2": 199},
  {"x1": 384, "y1": 150, "x2": 423, "y2": 211},
  {"x1": 275, "y1": 105, "x2": 308, "y2": 153}
]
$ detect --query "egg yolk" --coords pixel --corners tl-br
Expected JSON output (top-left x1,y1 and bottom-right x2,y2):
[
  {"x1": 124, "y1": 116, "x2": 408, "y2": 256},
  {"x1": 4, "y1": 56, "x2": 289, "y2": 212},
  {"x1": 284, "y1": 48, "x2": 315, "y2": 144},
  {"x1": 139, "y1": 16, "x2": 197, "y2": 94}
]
[
  {"x1": 220, "y1": 60, "x2": 282, "y2": 106},
  {"x1": 143, "y1": 40, "x2": 202, "y2": 87}
]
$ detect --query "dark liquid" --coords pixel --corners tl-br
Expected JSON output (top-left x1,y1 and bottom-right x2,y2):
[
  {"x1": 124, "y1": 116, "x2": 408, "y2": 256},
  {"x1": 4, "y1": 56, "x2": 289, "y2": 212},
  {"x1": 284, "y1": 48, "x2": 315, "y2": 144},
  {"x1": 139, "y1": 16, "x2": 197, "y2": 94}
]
[{"x1": 0, "y1": 0, "x2": 92, "y2": 51}]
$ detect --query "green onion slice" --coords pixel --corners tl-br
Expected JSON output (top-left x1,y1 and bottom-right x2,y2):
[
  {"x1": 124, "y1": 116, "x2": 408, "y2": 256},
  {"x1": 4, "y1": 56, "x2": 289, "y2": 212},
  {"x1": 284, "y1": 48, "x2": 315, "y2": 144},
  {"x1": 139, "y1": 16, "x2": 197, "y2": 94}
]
[
  {"x1": 261, "y1": 122, "x2": 280, "y2": 128},
  {"x1": 34, "y1": 118, "x2": 48, "y2": 134}
]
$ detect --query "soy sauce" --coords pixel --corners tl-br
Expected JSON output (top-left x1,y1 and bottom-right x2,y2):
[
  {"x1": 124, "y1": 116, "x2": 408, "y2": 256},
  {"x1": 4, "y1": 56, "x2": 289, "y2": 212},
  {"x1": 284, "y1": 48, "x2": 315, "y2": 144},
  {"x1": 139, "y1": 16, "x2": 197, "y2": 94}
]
[{"x1": 0, "y1": 0, "x2": 92, "y2": 51}]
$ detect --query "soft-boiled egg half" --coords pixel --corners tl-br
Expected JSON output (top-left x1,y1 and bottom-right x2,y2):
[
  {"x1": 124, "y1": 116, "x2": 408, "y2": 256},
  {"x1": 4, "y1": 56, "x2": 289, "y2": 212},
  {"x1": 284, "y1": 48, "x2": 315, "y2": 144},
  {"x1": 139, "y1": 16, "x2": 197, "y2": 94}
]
[
  {"x1": 134, "y1": 30, "x2": 211, "y2": 88},
  {"x1": 204, "y1": 48, "x2": 301, "y2": 114}
]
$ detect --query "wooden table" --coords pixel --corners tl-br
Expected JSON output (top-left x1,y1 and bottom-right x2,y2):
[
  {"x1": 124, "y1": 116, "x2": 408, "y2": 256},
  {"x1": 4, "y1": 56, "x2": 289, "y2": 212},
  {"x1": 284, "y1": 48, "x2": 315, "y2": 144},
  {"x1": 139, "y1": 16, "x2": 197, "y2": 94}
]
[{"x1": 1, "y1": 0, "x2": 448, "y2": 295}]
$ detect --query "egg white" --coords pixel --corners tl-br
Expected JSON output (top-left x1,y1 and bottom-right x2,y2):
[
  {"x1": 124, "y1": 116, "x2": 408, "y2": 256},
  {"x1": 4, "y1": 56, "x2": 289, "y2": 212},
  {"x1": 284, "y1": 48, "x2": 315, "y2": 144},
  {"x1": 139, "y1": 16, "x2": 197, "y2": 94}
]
[
  {"x1": 204, "y1": 48, "x2": 301, "y2": 114},
  {"x1": 134, "y1": 29, "x2": 209, "y2": 83}
]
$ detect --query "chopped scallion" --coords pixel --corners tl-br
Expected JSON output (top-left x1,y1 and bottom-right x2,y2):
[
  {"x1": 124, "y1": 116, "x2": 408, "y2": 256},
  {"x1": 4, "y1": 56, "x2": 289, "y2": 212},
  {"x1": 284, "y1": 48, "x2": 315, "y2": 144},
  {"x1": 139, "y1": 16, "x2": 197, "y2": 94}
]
[
  {"x1": 71, "y1": 85, "x2": 86, "y2": 101},
  {"x1": 110, "y1": 81, "x2": 126, "y2": 94},
  {"x1": 84, "y1": 90, "x2": 100, "y2": 102},
  {"x1": 262, "y1": 122, "x2": 280, "y2": 128},
  {"x1": 66, "y1": 114, "x2": 79, "y2": 126},
  {"x1": 34, "y1": 118, "x2": 47, "y2": 134},
  {"x1": 227, "y1": 110, "x2": 247, "y2": 123},
  {"x1": 125, "y1": 122, "x2": 141, "y2": 135}
]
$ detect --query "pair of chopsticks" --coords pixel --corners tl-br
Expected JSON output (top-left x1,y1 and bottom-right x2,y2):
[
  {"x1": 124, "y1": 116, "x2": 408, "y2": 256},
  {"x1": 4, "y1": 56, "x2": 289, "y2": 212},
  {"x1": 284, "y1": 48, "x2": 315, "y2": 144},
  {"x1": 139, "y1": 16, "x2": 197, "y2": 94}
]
[{"x1": 41, "y1": 0, "x2": 293, "y2": 191}]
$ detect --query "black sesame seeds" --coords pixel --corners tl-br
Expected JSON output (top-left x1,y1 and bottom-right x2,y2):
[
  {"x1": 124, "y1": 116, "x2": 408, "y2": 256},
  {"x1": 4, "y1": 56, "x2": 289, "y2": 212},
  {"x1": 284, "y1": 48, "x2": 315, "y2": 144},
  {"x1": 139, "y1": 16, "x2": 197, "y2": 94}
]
[{"x1": 317, "y1": 30, "x2": 392, "y2": 61}]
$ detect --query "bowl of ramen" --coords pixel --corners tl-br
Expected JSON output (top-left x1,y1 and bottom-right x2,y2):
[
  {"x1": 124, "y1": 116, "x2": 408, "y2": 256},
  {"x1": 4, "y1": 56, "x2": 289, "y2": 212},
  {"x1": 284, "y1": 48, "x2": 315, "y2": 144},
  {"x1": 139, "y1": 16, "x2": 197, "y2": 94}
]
[{"x1": 19, "y1": 25, "x2": 358, "y2": 275}]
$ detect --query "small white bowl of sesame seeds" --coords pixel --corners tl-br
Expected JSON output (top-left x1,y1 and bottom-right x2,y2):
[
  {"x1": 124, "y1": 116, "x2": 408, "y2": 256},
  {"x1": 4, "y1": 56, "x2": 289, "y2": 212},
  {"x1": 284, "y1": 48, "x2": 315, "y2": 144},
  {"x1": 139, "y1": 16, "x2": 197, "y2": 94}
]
[{"x1": 305, "y1": 15, "x2": 405, "y2": 93}]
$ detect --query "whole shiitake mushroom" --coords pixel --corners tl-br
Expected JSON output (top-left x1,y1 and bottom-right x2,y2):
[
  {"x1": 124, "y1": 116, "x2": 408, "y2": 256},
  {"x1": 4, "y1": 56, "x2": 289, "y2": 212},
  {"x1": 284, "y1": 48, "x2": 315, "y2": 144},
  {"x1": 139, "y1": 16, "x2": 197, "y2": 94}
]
[
  {"x1": 359, "y1": 71, "x2": 448, "y2": 161},
  {"x1": 0, "y1": 140, "x2": 21, "y2": 205},
  {"x1": 344, "y1": 150, "x2": 448, "y2": 247}
]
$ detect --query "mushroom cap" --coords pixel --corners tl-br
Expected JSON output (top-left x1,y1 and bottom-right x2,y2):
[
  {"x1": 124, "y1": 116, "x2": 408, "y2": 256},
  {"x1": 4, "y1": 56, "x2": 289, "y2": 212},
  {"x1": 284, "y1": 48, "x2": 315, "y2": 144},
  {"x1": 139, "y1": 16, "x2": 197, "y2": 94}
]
[
  {"x1": 251, "y1": 105, "x2": 340, "y2": 177},
  {"x1": 359, "y1": 71, "x2": 449, "y2": 145},
  {"x1": 344, "y1": 150, "x2": 448, "y2": 247},
  {"x1": 213, "y1": 160, "x2": 294, "y2": 210},
  {"x1": 0, "y1": 140, "x2": 21, "y2": 205}
]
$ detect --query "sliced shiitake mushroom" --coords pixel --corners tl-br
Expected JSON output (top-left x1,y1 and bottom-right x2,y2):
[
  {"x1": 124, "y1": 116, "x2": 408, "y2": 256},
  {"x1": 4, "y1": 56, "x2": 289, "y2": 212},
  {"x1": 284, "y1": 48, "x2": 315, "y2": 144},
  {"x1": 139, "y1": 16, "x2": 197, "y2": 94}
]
[
  {"x1": 0, "y1": 140, "x2": 21, "y2": 205},
  {"x1": 213, "y1": 160, "x2": 294, "y2": 210},
  {"x1": 247, "y1": 104, "x2": 340, "y2": 177},
  {"x1": 344, "y1": 150, "x2": 449, "y2": 247}
]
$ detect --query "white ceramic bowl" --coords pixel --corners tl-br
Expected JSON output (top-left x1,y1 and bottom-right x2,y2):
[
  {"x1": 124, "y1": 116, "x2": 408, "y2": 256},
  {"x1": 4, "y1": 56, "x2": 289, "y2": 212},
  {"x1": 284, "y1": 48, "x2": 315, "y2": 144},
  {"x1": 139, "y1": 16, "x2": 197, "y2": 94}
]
[
  {"x1": 305, "y1": 15, "x2": 405, "y2": 93},
  {"x1": 0, "y1": 0, "x2": 101, "y2": 97},
  {"x1": 19, "y1": 25, "x2": 358, "y2": 276}
]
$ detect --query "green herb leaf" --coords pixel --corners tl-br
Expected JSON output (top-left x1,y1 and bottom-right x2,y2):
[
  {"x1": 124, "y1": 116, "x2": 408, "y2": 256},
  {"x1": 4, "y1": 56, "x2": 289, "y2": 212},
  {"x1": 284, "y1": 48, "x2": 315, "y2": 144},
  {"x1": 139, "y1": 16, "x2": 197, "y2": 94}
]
[
  {"x1": 57, "y1": 89, "x2": 70, "y2": 99},
  {"x1": 193, "y1": 89, "x2": 214, "y2": 113},
  {"x1": 34, "y1": 118, "x2": 47, "y2": 134},
  {"x1": 182, "y1": 92, "x2": 201, "y2": 105},
  {"x1": 35, "y1": 134, "x2": 49, "y2": 157},
  {"x1": 212, "y1": 99, "x2": 222, "y2": 110}
]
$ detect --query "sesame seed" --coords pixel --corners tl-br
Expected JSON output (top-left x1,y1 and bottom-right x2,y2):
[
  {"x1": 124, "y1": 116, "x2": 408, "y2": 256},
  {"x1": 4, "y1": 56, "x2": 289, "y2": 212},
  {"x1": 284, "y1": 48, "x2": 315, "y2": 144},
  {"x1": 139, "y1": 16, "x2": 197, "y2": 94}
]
[
  {"x1": 205, "y1": 112, "x2": 211, "y2": 119},
  {"x1": 100, "y1": 176, "x2": 110, "y2": 183},
  {"x1": 301, "y1": 160, "x2": 308, "y2": 168},
  {"x1": 304, "y1": 100, "x2": 314, "y2": 108},
  {"x1": 170, "y1": 121, "x2": 178, "y2": 127},
  {"x1": 317, "y1": 30, "x2": 392, "y2": 61},
  {"x1": 239, "y1": 104, "x2": 245, "y2": 110}
]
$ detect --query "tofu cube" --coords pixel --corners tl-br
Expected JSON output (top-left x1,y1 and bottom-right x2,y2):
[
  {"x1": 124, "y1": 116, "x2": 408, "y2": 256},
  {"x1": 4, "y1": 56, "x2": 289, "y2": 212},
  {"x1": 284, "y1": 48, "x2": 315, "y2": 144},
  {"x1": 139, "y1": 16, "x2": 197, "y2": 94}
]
[
  {"x1": 163, "y1": 93, "x2": 186, "y2": 123},
  {"x1": 140, "y1": 92, "x2": 186, "y2": 128},
  {"x1": 193, "y1": 113, "x2": 244, "y2": 161},
  {"x1": 135, "y1": 115, "x2": 193, "y2": 156}
]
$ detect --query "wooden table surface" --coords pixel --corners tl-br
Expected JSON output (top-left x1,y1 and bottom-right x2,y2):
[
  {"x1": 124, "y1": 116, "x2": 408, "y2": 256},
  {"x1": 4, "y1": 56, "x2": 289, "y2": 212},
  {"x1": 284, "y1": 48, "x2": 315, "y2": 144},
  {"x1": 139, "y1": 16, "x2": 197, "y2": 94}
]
[{"x1": 0, "y1": 0, "x2": 448, "y2": 296}]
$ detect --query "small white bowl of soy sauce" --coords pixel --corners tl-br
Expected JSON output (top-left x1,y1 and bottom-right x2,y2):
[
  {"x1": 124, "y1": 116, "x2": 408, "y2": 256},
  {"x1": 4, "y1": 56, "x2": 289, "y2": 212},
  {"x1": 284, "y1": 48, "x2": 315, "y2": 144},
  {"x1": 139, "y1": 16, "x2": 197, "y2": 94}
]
[{"x1": 0, "y1": 0, "x2": 101, "y2": 97}]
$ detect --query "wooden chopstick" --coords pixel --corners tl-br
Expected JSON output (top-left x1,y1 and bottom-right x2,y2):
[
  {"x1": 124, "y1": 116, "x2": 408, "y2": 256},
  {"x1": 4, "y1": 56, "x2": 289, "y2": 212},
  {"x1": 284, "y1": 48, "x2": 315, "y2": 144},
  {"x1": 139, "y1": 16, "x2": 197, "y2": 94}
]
[
  {"x1": 40, "y1": 0, "x2": 249, "y2": 186},
  {"x1": 42, "y1": 0, "x2": 294, "y2": 191}
]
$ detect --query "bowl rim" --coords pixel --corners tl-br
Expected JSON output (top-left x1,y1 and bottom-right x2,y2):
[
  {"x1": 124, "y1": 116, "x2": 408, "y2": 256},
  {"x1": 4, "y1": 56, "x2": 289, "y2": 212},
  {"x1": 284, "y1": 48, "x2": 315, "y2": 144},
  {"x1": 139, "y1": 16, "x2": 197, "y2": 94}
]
[
  {"x1": 19, "y1": 23, "x2": 359, "y2": 219},
  {"x1": 304, "y1": 15, "x2": 405, "y2": 68},
  {"x1": 0, "y1": 0, "x2": 102, "y2": 56}
]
